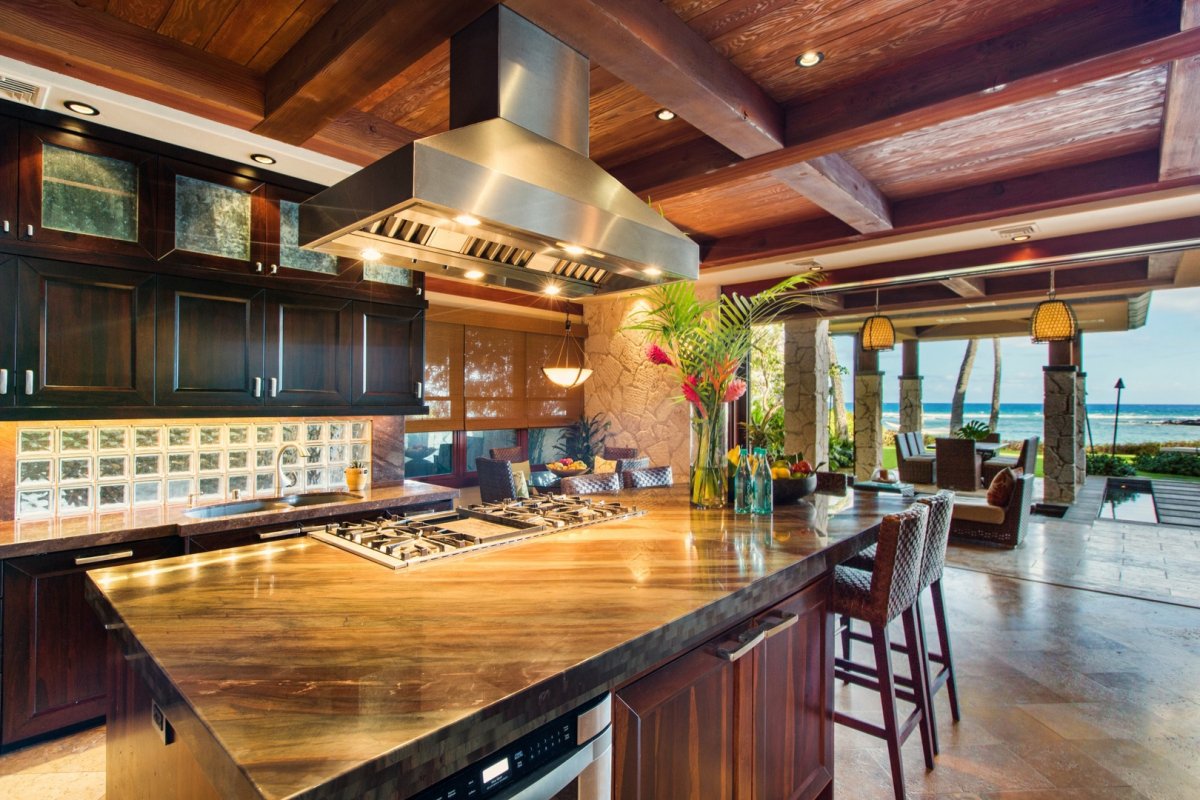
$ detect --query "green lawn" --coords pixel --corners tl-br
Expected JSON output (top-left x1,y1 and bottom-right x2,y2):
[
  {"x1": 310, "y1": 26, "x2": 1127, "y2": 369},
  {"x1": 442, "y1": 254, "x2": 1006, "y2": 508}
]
[{"x1": 881, "y1": 446, "x2": 1200, "y2": 482}]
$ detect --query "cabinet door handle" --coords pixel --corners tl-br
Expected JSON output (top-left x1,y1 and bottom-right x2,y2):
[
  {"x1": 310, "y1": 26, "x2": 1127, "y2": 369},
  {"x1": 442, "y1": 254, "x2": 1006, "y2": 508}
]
[
  {"x1": 760, "y1": 611, "x2": 799, "y2": 639},
  {"x1": 252, "y1": 377, "x2": 262, "y2": 397},
  {"x1": 269, "y1": 264, "x2": 278, "y2": 275},
  {"x1": 25, "y1": 223, "x2": 34, "y2": 237},
  {"x1": 24, "y1": 369, "x2": 33, "y2": 395},
  {"x1": 2, "y1": 220, "x2": 9, "y2": 233},
  {"x1": 268, "y1": 377, "x2": 278, "y2": 397},
  {"x1": 0, "y1": 368, "x2": 7, "y2": 394},
  {"x1": 75, "y1": 549, "x2": 134, "y2": 566},
  {"x1": 415, "y1": 381, "x2": 423, "y2": 398},
  {"x1": 716, "y1": 630, "x2": 765, "y2": 662},
  {"x1": 255, "y1": 262, "x2": 264, "y2": 273}
]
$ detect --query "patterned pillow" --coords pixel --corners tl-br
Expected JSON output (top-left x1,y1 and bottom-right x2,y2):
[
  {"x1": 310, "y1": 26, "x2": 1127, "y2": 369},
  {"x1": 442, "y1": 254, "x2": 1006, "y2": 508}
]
[
  {"x1": 593, "y1": 456, "x2": 617, "y2": 474},
  {"x1": 986, "y1": 467, "x2": 1016, "y2": 507},
  {"x1": 512, "y1": 469, "x2": 531, "y2": 499},
  {"x1": 511, "y1": 460, "x2": 532, "y2": 482}
]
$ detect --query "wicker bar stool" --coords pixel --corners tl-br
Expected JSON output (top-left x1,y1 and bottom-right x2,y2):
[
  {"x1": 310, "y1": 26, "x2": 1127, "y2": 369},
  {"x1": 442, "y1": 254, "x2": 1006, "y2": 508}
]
[
  {"x1": 489, "y1": 445, "x2": 527, "y2": 462},
  {"x1": 832, "y1": 504, "x2": 936, "y2": 800},
  {"x1": 560, "y1": 471, "x2": 621, "y2": 494},
  {"x1": 615, "y1": 456, "x2": 650, "y2": 473},
  {"x1": 602, "y1": 445, "x2": 638, "y2": 460},
  {"x1": 841, "y1": 491, "x2": 960, "y2": 755},
  {"x1": 620, "y1": 465, "x2": 672, "y2": 488}
]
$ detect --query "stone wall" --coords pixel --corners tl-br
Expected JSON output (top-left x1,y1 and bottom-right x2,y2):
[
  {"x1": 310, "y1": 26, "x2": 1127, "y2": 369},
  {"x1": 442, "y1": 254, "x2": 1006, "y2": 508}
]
[
  {"x1": 783, "y1": 319, "x2": 830, "y2": 465},
  {"x1": 583, "y1": 292, "x2": 703, "y2": 480},
  {"x1": 898, "y1": 376, "x2": 923, "y2": 433},
  {"x1": 854, "y1": 372, "x2": 884, "y2": 481},
  {"x1": 1043, "y1": 366, "x2": 1078, "y2": 504}
]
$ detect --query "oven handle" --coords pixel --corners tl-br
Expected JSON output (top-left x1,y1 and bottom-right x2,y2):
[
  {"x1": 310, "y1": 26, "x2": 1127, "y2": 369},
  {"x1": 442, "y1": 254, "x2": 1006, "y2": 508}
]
[{"x1": 493, "y1": 725, "x2": 612, "y2": 800}]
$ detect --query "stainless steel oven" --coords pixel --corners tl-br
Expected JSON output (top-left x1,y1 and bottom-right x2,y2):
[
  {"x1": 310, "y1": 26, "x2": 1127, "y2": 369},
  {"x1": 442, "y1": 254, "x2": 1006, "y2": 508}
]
[{"x1": 411, "y1": 693, "x2": 611, "y2": 800}]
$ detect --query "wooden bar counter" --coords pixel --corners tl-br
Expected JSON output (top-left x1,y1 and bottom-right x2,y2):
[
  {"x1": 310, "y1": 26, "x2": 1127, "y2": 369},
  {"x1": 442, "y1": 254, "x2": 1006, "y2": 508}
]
[{"x1": 85, "y1": 487, "x2": 911, "y2": 800}]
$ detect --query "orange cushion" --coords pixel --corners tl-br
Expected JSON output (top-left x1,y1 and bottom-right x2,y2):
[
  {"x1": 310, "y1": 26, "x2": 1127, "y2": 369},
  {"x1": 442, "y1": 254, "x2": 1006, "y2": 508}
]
[{"x1": 986, "y1": 467, "x2": 1016, "y2": 507}]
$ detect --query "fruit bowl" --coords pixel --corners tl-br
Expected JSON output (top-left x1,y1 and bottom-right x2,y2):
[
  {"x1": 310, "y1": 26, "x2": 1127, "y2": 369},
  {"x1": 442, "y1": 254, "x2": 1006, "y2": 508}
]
[
  {"x1": 773, "y1": 474, "x2": 818, "y2": 504},
  {"x1": 545, "y1": 462, "x2": 589, "y2": 477}
]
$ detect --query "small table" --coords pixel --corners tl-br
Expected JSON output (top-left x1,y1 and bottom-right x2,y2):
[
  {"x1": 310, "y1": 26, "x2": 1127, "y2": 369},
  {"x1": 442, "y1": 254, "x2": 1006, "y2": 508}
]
[{"x1": 974, "y1": 442, "x2": 1002, "y2": 459}]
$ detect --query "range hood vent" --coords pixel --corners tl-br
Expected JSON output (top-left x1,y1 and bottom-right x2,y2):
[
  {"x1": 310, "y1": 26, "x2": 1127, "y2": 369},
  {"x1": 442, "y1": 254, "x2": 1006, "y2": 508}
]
[{"x1": 300, "y1": 6, "x2": 698, "y2": 298}]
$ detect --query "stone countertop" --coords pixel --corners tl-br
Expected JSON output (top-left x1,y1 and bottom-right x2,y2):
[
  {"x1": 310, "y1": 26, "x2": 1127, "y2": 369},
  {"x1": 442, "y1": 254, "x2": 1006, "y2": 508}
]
[
  {"x1": 0, "y1": 481, "x2": 459, "y2": 559},
  {"x1": 86, "y1": 487, "x2": 911, "y2": 800}
]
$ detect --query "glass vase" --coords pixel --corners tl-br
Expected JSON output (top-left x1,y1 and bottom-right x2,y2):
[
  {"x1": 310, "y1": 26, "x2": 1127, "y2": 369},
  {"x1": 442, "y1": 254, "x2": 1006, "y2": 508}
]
[{"x1": 690, "y1": 404, "x2": 728, "y2": 509}]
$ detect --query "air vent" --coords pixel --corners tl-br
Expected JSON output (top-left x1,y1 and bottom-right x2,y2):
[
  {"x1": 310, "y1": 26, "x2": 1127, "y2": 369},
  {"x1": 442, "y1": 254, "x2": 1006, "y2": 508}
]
[
  {"x1": 0, "y1": 75, "x2": 47, "y2": 108},
  {"x1": 790, "y1": 258, "x2": 823, "y2": 272},
  {"x1": 994, "y1": 223, "x2": 1039, "y2": 242}
]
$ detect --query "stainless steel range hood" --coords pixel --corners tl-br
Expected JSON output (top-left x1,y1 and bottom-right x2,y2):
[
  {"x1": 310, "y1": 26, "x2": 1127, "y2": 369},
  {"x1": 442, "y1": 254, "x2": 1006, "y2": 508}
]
[{"x1": 300, "y1": 6, "x2": 698, "y2": 298}]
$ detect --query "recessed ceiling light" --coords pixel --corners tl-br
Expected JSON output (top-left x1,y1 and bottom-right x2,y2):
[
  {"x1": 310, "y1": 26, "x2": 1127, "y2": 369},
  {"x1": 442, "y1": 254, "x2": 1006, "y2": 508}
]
[
  {"x1": 1011, "y1": 234, "x2": 1031, "y2": 242},
  {"x1": 249, "y1": 153, "x2": 276, "y2": 165},
  {"x1": 543, "y1": 284, "x2": 561, "y2": 296},
  {"x1": 63, "y1": 100, "x2": 99, "y2": 116},
  {"x1": 795, "y1": 51, "x2": 825, "y2": 68},
  {"x1": 994, "y1": 223, "x2": 1039, "y2": 242},
  {"x1": 644, "y1": 266, "x2": 662, "y2": 277},
  {"x1": 360, "y1": 248, "x2": 382, "y2": 262},
  {"x1": 655, "y1": 108, "x2": 676, "y2": 121},
  {"x1": 454, "y1": 214, "x2": 481, "y2": 227},
  {"x1": 464, "y1": 270, "x2": 485, "y2": 280},
  {"x1": 560, "y1": 243, "x2": 586, "y2": 256}
]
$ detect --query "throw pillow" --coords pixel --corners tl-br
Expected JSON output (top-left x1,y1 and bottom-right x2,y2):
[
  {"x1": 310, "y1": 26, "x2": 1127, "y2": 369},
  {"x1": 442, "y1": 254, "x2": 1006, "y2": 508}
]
[
  {"x1": 511, "y1": 460, "x2": 532, "y2": 483},
  {"x1": 986, "y1": 467, "x2": 1016, "y2": 507},
  {"x1": 593, "y1": 456, "x2": 617, "y2": 474},
  {"x1": 512, "y1": 469, "x2": 531, "y2": 499}
]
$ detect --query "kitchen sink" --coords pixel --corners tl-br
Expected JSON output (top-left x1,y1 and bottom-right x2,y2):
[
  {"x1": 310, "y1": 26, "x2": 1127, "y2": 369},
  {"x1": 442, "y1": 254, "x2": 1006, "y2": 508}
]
[
  {"x1": 279, "y1": 492, "x2": 362, "y2": 507},
  {"x1": 184, "y1": 499, "x2": 287, "y2": 519}
]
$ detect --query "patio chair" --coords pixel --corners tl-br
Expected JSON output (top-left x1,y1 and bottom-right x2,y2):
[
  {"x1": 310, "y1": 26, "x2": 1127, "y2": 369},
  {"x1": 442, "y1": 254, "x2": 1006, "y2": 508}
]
[
  {"x1": 602, "y1": 445, "x2": 638, "y2": 460},
  {"x1": 561, "y1": 471, "x2": 621, "y2": 495},
  {"x1": 621, "y1": 466, "x2": 673, "y2": 488},
  {"x1": 896, "y1": 432, "x2": 936, "y2": 484},
  {"x1": 934, "y1": 437, "x2": 981, "y2": 491},
  {"x1": 476, "y1": 458, "x2": 520, "y2": 503},
  {"x1": 981, "y1": 436, "x2": 1038, "y2": 485},
  {"x1": 616, "y1": 456, "x2": 650, "y2": 473},
  {"x1": 949, "y1": 473, "x2": 1034, "y2": 548},
  {"x1": 489, "y1": 445, "x2": 527, "y2": 462}
]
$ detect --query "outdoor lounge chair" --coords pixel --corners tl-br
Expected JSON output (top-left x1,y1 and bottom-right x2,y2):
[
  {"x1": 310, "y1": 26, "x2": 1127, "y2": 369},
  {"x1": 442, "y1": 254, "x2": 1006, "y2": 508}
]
[
  {"x1": 935, "y1": 437, "x2": 981, "y2": 491},
  {"x1": 949, "y1": 474, "x2": 1034, "y2": 549},
  {"x1": 896, "y1": 432, "x2": 936, "y2": 484},
  {"x1": 981, "y1": 436, "x2": 1039, "y2": 485}
]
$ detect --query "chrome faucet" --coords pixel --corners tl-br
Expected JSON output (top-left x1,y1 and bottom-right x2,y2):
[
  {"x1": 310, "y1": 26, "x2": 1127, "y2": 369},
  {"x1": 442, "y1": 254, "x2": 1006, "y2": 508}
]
[{"x1": 276, "y1": 444, "x2": 305, "y2": 494}]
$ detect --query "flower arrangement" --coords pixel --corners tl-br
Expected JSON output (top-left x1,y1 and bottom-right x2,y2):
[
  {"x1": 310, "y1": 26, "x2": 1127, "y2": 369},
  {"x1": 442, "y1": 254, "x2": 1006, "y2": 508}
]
[{"x1": 625, "y1": 273, "x2": 819, "y2": 507}]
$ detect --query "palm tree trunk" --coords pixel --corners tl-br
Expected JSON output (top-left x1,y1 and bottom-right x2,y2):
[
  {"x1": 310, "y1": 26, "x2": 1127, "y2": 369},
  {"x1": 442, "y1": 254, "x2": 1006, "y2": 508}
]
[
  {"x1": 988, "y1": 338, "x2": 1002, "y2": 432},
  {"x1": 949, "y1": 339, "x2": 978, "y2": 434},
  {"x1": 828, "y1": 335, "x2": 849, "y2": 438}
]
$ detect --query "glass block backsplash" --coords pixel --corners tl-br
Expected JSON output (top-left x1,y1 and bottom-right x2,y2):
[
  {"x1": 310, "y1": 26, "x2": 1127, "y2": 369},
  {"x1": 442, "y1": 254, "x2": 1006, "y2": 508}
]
[{"x1": 16, "y1": 420, "x2": 371, "y2": 519}]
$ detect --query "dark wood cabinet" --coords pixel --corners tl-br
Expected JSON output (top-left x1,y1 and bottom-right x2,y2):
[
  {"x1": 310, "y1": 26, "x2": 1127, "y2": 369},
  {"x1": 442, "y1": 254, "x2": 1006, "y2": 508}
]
[
  {"x1": 156, "y1": 276, "x2": 265, "y2": 407},
  {"x1": 266, "y1": 291, "x2": 353, "y2": 407},
  {"x1": 15, "y1": 257, "x2": 156, "y2": 407},
  {"x1": 0, "y1": 258, "x2": 14, "y2": 407},
  {"x1": 352, "y1": 300, "x2": 426, "y2": 408},
  {"x1": 613, "y1": 576, "x2": 833, "y2": 800},
  {"x1": 1, "y1": 536, "x2": 184, "y2": 746},
  {"x1": 18, "y1": 124, "x2": 156, "y2": 259},
  {"x1": 0, "y1": 118, "x2": 15, "y2": 243}
]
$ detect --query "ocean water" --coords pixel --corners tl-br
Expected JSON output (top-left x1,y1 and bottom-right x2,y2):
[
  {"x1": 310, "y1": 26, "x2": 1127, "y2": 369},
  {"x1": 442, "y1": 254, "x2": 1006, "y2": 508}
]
[{"x1": 842, "y1": 402, "x2": 1200, "y2": 445}]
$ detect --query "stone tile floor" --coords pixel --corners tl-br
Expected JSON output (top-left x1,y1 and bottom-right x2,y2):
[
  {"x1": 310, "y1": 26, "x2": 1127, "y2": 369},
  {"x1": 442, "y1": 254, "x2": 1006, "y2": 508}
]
[{"x1": 2, "y1": 501, "x2": 1199, "y2": 800}]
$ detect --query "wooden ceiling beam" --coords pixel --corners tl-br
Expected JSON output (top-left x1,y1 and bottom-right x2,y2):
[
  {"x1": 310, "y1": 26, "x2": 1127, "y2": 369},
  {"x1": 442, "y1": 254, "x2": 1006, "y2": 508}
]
[
  {"x1": 771, "y1": 155, "x2": 892, "y2": 233},
  {"x1": 703, "y1": 150, "x2": 1165, "y2": 268},
  {"x1": 940, "y1": 277, "x2": 987, "y2": 298},
  {"x1": 636, "y1": 9, "x2": 1200, "y2": 203},
  {"x1": 1160, "y1": 0, "x2": 1200, "y2": 180},
  {"x1": 304, "y1": 110, "x2": 424, "y2": 166},
  {"x1": 254, "y1": 0, "x2": 498, "y2": 144},
  {"x1": 0, "y1": 0, "x2": 263, "y2": 127}
]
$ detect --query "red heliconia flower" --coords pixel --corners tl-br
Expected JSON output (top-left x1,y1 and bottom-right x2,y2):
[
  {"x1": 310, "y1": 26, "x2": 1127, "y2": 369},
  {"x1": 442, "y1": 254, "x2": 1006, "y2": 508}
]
[
  {"x1": 681, "y1": 374, "x2": 705, "y2": 416},
  {"x1": 646, "y1": 343, "x2": 674, "y2": 366},
  {"x1": 723, "y1": 378, "x2": 747, "y2": 403}
]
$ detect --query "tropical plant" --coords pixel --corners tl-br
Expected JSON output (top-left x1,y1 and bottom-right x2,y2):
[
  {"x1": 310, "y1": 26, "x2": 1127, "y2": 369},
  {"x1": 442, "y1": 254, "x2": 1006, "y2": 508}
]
[
  {"x1": 827, "y1": 435, "x2": 855, "y2": 471},
  {"x1": 741, "y1": 401, "x2": 786, "y2": 456},
  {"x1": 989, "y1": 338, "x2": 1002, "y2": 432},
  {"x1": 1086, "y1": 453, "x2": 1136, "y2": 477},
  {"x1": 949, "y1": 339, "x2": 978, "y2": 433},
  {"x1": 1133, "y1": 451, "x2": 1200, "y2": 477},
  {"x1": 955, "y1": 420, "x2": 992, "y2": 441},
  {"x1": 555, "y1": 413, "x2": 610, "y2": 468}
]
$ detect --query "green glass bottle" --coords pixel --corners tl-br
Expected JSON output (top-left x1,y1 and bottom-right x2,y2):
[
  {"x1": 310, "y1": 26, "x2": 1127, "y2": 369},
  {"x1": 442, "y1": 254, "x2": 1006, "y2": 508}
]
[
  {"x1": 751, "y1": 447, "x2": 774, "y2": 515},
  {"x1": 734, "y1": 448, "x2": 753, "y2": 514}
]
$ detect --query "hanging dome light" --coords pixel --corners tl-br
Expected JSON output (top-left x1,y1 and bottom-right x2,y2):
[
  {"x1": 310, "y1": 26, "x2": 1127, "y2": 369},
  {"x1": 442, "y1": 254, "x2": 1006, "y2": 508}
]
[
  {"x1": 1030, "y1": 269, "x2": 1077, "y2": 343},
  {"x1": 542, "y1": 309, "x2": 593, "y2": 388},
  {"x1": 860, "y1": 289, "x2": 895, "y2": 351}
]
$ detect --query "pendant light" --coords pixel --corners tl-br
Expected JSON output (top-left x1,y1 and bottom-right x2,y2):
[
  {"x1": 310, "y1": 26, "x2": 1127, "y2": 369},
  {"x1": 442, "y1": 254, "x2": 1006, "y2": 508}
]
[
  {"x1": 542, "y1": 309, "x2": 593, "y2": 388},
  {"x1": 860, "y1": 289, "x2": 896, "y2": 351},
  {"x1": 1030, "y1": 269, "x2": 1077, "y2": 343}
]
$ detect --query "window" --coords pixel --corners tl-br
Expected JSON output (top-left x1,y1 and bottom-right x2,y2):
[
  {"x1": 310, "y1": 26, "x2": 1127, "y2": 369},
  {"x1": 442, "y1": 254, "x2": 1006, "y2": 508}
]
[
  {"x1": 404, "y1": 431, "x2": 454, "y2": 477},
  {"x1": 529, "y1": 427, "x2": 570, "y2": 465},
  {"x1": 466, "y1": 429, "x2": 517, "y2": 472}
]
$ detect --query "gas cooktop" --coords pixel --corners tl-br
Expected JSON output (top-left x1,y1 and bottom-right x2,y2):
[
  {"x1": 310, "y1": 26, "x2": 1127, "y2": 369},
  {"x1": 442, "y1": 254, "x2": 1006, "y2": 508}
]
[{"x1": 309, "y1": 496, "x2": 643, "y2": 569}]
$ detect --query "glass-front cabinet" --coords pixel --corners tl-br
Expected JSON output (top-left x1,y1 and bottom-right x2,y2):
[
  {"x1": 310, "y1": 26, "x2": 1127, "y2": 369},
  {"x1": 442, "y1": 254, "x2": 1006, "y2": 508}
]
[
  {"x1": 157, "y1": 158, "x2": 269, "y2": 273},
  {"x1": 12, "y1": 124, "x2": 154, "y2": 257}
]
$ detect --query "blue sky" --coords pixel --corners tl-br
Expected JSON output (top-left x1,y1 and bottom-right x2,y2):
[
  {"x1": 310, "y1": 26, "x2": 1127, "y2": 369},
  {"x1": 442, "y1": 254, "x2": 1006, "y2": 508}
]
[{"x1": 832, "y1": 285, "x2": 1200, "y2": 406}]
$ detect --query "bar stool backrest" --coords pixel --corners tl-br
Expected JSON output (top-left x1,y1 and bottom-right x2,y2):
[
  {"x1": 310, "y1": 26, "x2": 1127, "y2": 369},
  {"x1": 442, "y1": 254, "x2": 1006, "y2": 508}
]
[
  {"x1": 490, "y1": 446, "x2": 526, "y2": 462},
  {"x1": 621, "y1": 466, "x2": 673, "y2": 488},
  {"x1": 915, "y1": 490, "x2": 954, "y2": 588},
  {"x1": 616, "y1": 456, "x2": 650, "y2": 473},
  {"x1": 871, "y1": 504, "x2": 930, "y2": 623},
  {"x1": 602, "y1": 445, "x2": 638, "y2": 460},
  {"x1": 561, "y1": 471, "x2": 621, "y2": 494}
]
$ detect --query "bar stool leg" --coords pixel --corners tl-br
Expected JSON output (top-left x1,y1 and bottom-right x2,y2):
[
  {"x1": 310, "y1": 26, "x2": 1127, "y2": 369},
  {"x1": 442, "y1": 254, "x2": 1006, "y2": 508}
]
[
  {"x1": 872, "y1": 623, "x2": 908, "y2": 800},
  {"x1": 931, "y1": 578, "x2": 962, "y2": 722},
  {"x1": 840, "y1": 614, "x2": 852, "y2": 681},
  {"x1": 913, "y1": 598, "x2": 939, "y2": 755},
  {"x1": 902, "y1": 607, "x2": 936, "y2": 770}
]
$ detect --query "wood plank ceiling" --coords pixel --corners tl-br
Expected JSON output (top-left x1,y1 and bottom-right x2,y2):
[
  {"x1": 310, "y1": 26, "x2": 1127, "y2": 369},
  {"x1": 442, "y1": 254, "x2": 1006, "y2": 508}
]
[{"x1": 2, "y1": 0, "x2": 1199, "y2": 333}]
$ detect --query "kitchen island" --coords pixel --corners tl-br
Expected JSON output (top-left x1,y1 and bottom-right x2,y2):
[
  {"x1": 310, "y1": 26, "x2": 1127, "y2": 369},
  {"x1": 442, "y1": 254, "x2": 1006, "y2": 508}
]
[{"x1": 86, "y1": 487, "x2": 910, "y2": 799}]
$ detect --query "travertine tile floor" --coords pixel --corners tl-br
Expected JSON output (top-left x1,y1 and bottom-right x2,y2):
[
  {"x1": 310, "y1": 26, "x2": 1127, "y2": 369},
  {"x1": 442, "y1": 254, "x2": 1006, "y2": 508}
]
[{"x1": 2, "y1": 509, "x2": 1199, "y2": 800}]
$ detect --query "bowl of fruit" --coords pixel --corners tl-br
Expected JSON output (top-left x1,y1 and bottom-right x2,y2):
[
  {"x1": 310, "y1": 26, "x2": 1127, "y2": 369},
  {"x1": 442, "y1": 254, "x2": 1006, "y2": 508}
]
[
  {"x1": 545, "y1": 457, "x2": 589, "y2": 477},
  {"x1": 771, "y1": 457, "x2": 822, "y2": 504}
]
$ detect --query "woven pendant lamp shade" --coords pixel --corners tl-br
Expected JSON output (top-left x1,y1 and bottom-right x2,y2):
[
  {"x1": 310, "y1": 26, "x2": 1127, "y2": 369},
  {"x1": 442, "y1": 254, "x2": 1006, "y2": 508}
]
[
  {"x1": 860, "y1": 314, "x2": 896, "y2": 351},
  {"x1": 1030, "y1": 297, "x2": 1077, "y2": 343}
]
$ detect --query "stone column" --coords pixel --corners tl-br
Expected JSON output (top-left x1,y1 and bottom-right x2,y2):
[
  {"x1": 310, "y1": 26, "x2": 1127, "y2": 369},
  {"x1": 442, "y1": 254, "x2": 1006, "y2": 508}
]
[
  {"x1": 1043, "y1": 365, "x2": 1078, "y2": 504},
  {"x1": 898, "y1": 339, "x2": 923, "y2": 433},
  {"x1": 783, "y1": 318, "x2": 830, "y2": 466},
  {"x1": 854, "y1": 338, "x2": 884, "y2": 482},
  {"x1": 1072, "y1": 333, "x2": 1087, "y2": 488}
]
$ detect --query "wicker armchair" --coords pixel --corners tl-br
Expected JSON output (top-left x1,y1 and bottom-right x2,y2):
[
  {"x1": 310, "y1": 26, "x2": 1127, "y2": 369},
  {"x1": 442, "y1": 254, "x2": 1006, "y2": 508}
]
[
  {"x1": 621, "y1": 466, "x2": 673, "y2": 488},
  {"x1": 982, "y1": 436, "x2": 1038, "y2": 485},
  {"x1": 476, "y1": 458, "x2": 519, "y2": 503},
  {"x1": 982, "y1": 432, "x2": 1001, "y2": 443},
  {"x1": 949, "y1": 474, "x2": 1034, "y2": 548},
  {"x1": 615, "y1": 456, "x2": 650, "y2": 473},
  {"x1": 934, "y1": 437, "x2": 981, "y2": 491},
  {"x1": 896, "y1": 432, "x2": 936, "y2": 484},
  {"x1": 602, "y1": 445, "x2": 638, "y2": 460},
  {"x1": 489, "y1": 445, "x2": 527, "y2": 462},
  {"x1": 561, "y1": 471, "x2": 621, "y2": 495}
]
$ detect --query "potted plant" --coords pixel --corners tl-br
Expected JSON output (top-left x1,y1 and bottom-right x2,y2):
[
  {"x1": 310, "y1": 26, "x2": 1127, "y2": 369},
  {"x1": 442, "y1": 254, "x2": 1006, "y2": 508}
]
[
  {"x1": 344, "y1": 460, "x2": 368, "y2": 492},
  {"x1": 955, "y1": 421, "x2": 993, "y2": 442}
]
